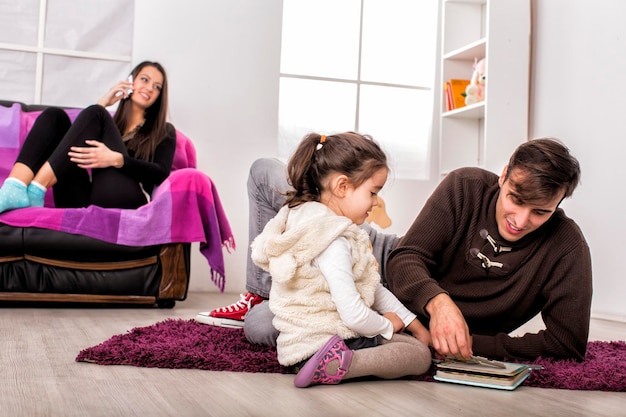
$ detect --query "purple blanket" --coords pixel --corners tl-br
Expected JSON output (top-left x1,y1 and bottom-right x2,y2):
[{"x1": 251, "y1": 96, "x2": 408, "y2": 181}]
[{"x1": 0, "y1": 103, "x2": 234, "y2": 291}]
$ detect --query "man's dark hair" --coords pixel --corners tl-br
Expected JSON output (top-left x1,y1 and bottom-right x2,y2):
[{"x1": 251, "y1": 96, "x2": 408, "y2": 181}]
[{"x1": 505, "y1": 137, "x2": 581, "y2": 203}]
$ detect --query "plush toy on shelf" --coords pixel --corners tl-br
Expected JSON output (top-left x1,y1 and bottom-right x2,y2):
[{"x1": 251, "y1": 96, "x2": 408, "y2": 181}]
[{"x1": 464, "y1": 57, "x2": 486, "y2": 106}]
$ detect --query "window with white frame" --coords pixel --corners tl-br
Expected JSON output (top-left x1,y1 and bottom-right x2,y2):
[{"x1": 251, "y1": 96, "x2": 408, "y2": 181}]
[
  {"x1": 0, "y1": 0, "x2": 134, "y2": 108},
  {"x1": 279, "y1": 0, "x2": 438, "y2": 180}
]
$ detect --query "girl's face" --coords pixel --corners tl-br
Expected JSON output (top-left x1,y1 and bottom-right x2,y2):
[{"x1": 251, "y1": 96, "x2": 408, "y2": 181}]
[
  {"x1": 339, "y1": 167, "x2": 388, "y2": 225},
  {"x1": 130, "y1": 66, "x2": 164, "y2": 110}
]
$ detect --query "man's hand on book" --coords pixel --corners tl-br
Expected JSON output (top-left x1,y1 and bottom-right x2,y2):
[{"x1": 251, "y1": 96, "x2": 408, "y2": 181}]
[{"x1": 426, "y1": 293, "x2": 473, "y2": 359}]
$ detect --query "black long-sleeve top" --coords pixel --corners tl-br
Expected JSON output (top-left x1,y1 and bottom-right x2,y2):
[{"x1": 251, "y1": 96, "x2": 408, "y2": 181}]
[{"x1": 120, "y1": 122, "x2": 176, "y2": 196}]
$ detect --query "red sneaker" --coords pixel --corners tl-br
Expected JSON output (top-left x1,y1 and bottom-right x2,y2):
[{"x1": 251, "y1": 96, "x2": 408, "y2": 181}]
[{"x1": 195, "y1": 292, "x2": 265, "y2": 328}]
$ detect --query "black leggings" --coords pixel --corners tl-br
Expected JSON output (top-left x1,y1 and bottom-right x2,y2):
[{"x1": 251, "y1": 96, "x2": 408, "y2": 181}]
[{"x1": 17, "y1": 105, "x2": 147, "y2": 209}]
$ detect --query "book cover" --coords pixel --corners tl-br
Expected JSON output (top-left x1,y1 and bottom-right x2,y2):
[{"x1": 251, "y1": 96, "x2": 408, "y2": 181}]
[
  {"x1": 447, "y1": 79, "x2": 470, "y2": 110},
  {"x1": 434, "y1": 359, "x2": 530, "y2": 390},
  {"x1": 436, "y1": 359, "x2": 527, "y2": 377},
  {"x1": 444, "y1": 82, "x2": 454, "y2": 112},
  {"x1": 434, "y1": 368, "x2": 530, "y2": 391}
]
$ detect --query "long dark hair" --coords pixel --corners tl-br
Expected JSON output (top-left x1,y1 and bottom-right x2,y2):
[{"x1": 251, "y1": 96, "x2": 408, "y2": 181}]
[
  {"x1": 285, "y1": 132, "x2": 388, "y2": 208},
  {"x1": 113, "y1": 61, "x2": 170, "y2": 161}
]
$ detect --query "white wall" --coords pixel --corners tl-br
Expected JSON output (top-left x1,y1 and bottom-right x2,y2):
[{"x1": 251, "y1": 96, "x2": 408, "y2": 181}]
[
  {"x1": 134, "y1": 0, "x2": 626, "y2": 321},
  {"x1": 133, "y1": 0, "x2": 283, "y2": 293},
  {"x1": 530, "y1": 0, "x2": 626, "y2": 321}
]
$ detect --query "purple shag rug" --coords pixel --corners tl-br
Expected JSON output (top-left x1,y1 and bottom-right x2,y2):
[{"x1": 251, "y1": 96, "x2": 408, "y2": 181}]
[{"x1": 76, "y1": 318, "x2": 626, "y2": 392}]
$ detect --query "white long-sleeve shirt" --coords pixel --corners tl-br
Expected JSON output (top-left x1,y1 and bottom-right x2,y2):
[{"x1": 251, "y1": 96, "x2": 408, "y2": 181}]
[{"x1": 318, "y1": 237, "x2": 417, "y2": 340}]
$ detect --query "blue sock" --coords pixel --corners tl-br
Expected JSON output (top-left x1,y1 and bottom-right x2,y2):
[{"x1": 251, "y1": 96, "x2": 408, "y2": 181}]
[
  {"x1": 0, "y1": 177, "x2": 30, "y2": 214},
  {"x1": 27, "y1": 181, "x2": 47, "y2": 207}
]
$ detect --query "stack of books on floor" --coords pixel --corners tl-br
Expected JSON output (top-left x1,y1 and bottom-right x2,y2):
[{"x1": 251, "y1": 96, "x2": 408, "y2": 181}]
[{"x1": 434, "y1": 356, "x2": 530, "y2": 391}]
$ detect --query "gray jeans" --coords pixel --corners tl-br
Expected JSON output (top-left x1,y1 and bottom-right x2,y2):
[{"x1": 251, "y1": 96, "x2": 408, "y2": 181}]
[{"x1": 243, "y1": 158, "x2": 400, "y2": 347}]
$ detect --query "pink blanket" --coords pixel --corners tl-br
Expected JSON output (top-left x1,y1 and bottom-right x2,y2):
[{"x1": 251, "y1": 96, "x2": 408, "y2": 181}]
[{"x1": 0, "y1": 103, "x2": 234, "y2": 291}]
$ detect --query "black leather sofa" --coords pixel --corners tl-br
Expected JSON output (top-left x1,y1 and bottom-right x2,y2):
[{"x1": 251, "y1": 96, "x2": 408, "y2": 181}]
[{"x1": 0, "y1": 101, "x2": 191, "y2": 308}]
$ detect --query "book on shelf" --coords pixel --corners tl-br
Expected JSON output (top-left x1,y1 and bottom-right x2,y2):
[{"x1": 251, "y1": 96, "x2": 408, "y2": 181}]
[
  {"x1": 443, "y1": 79, "x2": 470, "y2": 111},
  {"x1": 433, "y1": 357, "x2": 531, "y2": 391},
  {"x1": 444, "y1": 82, "x2": 454, "y2": 112}
]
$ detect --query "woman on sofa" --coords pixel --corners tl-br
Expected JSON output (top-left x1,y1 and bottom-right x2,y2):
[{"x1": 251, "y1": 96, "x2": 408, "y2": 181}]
[{"x1": 0, "y1": 60, "x2": 175, "y2": 213}]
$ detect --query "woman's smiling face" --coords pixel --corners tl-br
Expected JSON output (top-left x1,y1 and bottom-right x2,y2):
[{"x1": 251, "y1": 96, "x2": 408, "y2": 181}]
[{"x1": 130, "y1": 65, "x2": 163, "y2": 109}]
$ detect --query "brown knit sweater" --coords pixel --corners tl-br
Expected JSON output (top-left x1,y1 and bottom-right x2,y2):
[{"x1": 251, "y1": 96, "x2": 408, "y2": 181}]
[{"x1": 386, "y1": 167, "x2": 592, "y2": 361}]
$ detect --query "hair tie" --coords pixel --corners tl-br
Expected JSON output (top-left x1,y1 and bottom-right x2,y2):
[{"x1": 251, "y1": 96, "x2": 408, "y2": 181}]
[{"x1": 316, "y1": 135, "x2": 327, "y2": 151}]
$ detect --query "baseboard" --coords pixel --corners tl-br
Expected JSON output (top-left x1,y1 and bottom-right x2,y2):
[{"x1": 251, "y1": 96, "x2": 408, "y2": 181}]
[{"x1": 591, "y1": 312, "x2": 626, "y2": 323}]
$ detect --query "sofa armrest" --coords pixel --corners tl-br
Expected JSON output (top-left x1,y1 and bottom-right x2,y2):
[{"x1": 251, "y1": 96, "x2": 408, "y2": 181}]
[{"x1": 157, "y1": 243, "x2": 190, "y2": 301}]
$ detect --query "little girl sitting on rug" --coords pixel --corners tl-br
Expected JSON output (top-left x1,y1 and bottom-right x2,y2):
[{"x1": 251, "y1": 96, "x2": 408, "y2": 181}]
[{"x1": 251, "y1": 132, "x2": 432, "y2": 388}]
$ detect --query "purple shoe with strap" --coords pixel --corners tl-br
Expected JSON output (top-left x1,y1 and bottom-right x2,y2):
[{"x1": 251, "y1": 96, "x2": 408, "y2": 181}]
[{"x1": 294, "y1": 335, "x2": 353, "y2": 388}]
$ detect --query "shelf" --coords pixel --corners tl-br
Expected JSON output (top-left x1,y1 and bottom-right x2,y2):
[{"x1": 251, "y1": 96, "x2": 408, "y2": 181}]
[
  {"x1": 443, "y1": 38, "x2": 486, "y2": 61},
  {"x1": 442, "y1": 102, "x2": 484, "y2": 119},
  {"x1": 438, "y1": 0, "x2": 530, "y2": 176},
  {"x1": 444, "y1": 0, "x2": 486, "y2": 4}
]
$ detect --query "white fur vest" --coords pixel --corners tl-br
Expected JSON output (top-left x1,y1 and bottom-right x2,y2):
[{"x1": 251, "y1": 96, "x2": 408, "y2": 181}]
[{"x1": 251, "y1": 202, "x2": 381, "y2": 366}]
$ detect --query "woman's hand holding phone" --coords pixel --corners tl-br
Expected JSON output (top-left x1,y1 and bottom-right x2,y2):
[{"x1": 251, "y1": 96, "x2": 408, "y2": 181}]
[{"x1": 96, "y1": 75, "x2": 134, "y2": 108}]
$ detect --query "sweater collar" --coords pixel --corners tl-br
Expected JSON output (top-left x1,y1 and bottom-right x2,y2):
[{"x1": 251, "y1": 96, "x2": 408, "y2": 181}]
[{"x1": 467, "y1": 187, "x2": 549, "y2": 277}]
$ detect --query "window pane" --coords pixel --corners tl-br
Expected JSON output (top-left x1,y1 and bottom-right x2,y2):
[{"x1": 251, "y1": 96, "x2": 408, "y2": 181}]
[
  {"x1": 279, "y1": 1, "x2": 438, "y2": 180},
  {"x1": 42, "y1": 55, "x2": 130, "y2": 107},
  {"x1": 280, "y1": 0, "x2": 361, "y2": 79},
  {"x1": 278, "y1": 78, "x2": 357, "y2": 157},
  {"x1": 359, "y1": 85, "x2": 432, "y2": 179},
  {"x1": 0, "y1": 50, "x2": 37, "y2": 103},
  {"x1": 0, "y1": 0, "x2": 40, "y2": 45},
  {"x1": 45, "y1": 0, "x2": 134, "y2": 55},
  {"x1": 361, "y1": 0, "x2": 438, "y2": 86}
]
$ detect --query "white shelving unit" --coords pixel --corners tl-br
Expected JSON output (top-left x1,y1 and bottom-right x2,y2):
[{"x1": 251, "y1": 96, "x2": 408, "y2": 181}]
[{"x1": 438, "y1": 0, "x2": 530, "y2": 177}]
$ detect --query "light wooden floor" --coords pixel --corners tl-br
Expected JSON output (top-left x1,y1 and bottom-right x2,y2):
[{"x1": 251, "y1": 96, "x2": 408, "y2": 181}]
[{"x1": 2, "y1": 291, "x2": 625, "y2": 417}]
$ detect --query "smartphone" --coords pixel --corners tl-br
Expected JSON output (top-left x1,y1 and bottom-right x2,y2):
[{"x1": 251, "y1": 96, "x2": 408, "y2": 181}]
[
  {"x1": 125, "y1": 75, "x2": 134, "y2": 97},
  {"x1": 115, "y1": 75, "x2": 134, "y2": 99}
]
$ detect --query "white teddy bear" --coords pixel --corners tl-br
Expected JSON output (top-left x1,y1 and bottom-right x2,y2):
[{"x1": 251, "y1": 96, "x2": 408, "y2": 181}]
[{"x1": 464, "y1": 58, "x2": 486, "y2": 106}]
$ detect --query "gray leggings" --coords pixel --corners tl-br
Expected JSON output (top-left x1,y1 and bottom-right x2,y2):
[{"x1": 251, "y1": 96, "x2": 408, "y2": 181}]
[
  {"x1": 346, "y1": 333, "x2": 431, "y2": 380},
  {"x1": 246, "y1": 304, "x2": 431, "y2": 379},
  {"x1": 243, "y1": 158, "x2": 400, "y2": 347}
]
